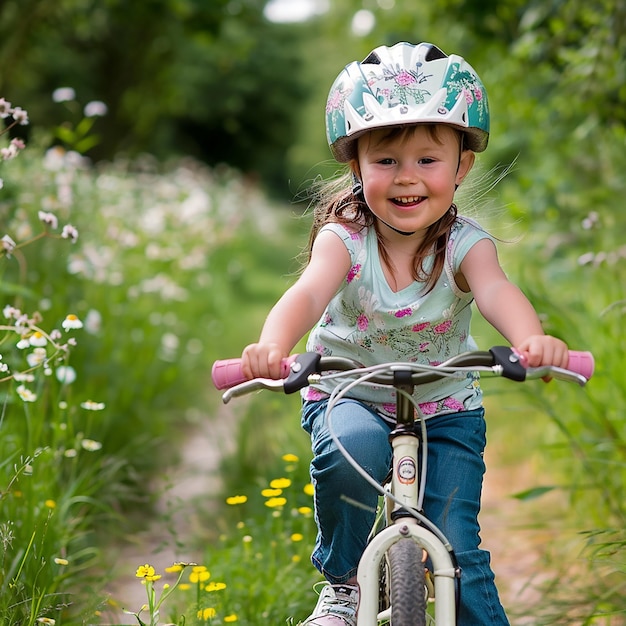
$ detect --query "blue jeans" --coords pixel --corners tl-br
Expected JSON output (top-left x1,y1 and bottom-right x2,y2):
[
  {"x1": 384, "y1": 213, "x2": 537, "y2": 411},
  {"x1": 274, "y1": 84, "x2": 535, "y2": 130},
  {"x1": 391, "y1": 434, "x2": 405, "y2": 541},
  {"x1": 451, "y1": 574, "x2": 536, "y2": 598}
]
[{"x1": 302, "y1": 398, "x2": 509, "y2": 626}]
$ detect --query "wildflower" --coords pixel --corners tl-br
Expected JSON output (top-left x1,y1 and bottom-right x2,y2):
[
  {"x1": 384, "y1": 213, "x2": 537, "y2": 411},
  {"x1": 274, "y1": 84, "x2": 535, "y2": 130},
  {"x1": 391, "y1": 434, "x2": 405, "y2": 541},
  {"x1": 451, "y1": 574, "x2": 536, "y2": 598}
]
[
  {"x1": 261, "y1": 488, "x2": 282, "y2": 497},
  {"x1": 189, "y1": 566, "x2": 211, "y2": 584},
  {"x1": 165, "y1": 564, "x2": 184, "y2": 573},
  {"x1": 0, "y1": 98, "x2": 12, "y2": 117},
  {"x1": 80, "y1": 400, "x2": 105, "y2": 411},
  {"x1": 226, "y1": 495, "x2": 247, "y2": 505},
  {"x1": 38, "y1": 211, "x2": 59, "y2": 229},
  {"x1": 45, "y1": 499, "x2": 56, "y2": 509},
  {"x1": 197, "y1": 608, "x2": 216, "y2": 621},
  {"x1": 81, "y1": 439, "x2": 102, "y2": 452},
  {"x1": 84, "y1": 100, "x2": 108, "y2": 117},
  {"x1": 16, "y1": 385, "x2": 37, "y2": 402},
  {"x1": 264, "y1": 497, "x2": 287, "y2": 508},
  {"x1": 61, "y1": 314, "x2": 83, "y2": 331},
  {"x1": 1, "y1": 234, "x2": 16, "y2": 255},
  {"x1": 61, "y1": 224, "x2": 79, "y2": 242},
  {"x1": 3, "y1": 305, "x2": 20, "y2": 319},
  {"x1": 270, "y1": 477, "x2": 292, "y2": 489},
  {"x1": 205, "y1": 581, "x2": 227, "y2": 592},
  {"x1": 303, "y1": 483, "x2": 315, "y2": 496},
  {"x1": 27, "y1": 347, "x2": 48, "y2": 367},
  {"x1": 291, "y1": 533, "x2": 304, "y2": 542},
  {"x1": 282, "y1": 453, "x2": 299, "y2": 463},
  {"x1": 135, "y1": 564, "x2": 161, "y2": 582},
  {"x1": 52, "y1": 87, "x2": 76, "y2": 103},
  {"x1": 56, "y1": 366, "x2": 77, "y2": 384},
  {"x1": 29, "y1": 332, "x2": 47, "y2": 347},
  {"x1": 224, "y1": 615, "x2": 238, "y2": 623},
  {"x1": 54, "y1": 557, "x2": 69, "y2": 565},
  {"x1": 36, "y1": 618, "x2": 56, "y2": 625},
  {"x1": 298, "y1": 506, "x2": 313, "y2": 516},
  {"x1": 10, "y1": 106, "x2": 28, "y2": 125}
]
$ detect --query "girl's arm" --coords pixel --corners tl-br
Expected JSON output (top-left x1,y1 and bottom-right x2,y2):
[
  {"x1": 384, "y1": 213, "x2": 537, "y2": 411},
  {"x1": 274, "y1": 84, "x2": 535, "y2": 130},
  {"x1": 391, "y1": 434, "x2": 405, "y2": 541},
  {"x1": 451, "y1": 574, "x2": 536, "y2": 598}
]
[
  {"x1": 459, "y1": 238, "x2": 569, "y2": 369},
  {"x1": 242, "y1": 228, "x2": 352, "y2": 380}
]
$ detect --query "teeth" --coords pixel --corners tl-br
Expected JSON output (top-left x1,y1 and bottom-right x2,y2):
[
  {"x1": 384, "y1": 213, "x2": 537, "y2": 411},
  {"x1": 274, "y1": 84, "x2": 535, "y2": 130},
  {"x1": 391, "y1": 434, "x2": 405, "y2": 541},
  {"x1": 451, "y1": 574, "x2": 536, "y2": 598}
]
[{"x1": 395, "y1": 196, "x2": 421, "y2": 204}]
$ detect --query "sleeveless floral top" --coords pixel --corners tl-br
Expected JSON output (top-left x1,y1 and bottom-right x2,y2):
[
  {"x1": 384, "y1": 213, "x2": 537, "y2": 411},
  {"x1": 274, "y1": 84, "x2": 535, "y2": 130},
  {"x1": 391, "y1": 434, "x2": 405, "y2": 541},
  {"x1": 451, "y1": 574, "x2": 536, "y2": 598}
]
[{"x1": 303, "y1": 217, "x2": 493, "y2": 423}]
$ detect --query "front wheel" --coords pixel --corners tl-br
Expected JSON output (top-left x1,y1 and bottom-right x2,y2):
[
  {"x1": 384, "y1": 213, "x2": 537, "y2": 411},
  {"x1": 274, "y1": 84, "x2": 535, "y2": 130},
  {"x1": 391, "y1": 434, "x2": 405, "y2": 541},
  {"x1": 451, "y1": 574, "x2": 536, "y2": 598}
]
[{"x1": 387, "y1": 537, "x2": 427, "y2": 626}]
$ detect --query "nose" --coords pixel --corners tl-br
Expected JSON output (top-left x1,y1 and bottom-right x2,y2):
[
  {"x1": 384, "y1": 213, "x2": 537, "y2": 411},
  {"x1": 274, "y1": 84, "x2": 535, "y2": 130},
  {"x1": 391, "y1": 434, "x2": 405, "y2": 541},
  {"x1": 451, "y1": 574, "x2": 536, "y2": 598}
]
[{"x1": 393, "y1": 162, "x2": 419, "y2": 185}]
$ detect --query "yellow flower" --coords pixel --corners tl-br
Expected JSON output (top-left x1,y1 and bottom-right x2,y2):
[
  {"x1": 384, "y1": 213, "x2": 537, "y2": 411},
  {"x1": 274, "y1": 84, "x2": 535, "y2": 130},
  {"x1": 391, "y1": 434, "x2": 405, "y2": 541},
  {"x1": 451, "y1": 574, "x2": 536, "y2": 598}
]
[
  {"x1": 45, "y1": 499, "x2": 56, "y2": 509},
  {"x1": 303, "y1": 483, "x2": 315, "y2": 496},
  {"x1": 136, "y1": 564, "x2": 153, "y2": 578},
  {"x1": 226, "y1": 495, "x2": 247, "y2": 505},
  {"x1": 261, "y1": 488, "x2": 282, "y2": 497},
  {"x1": 291, "y1": 533, "x2": 304, "y2": 542},
  {"x1": 205, "y1": 581, "x2": 227, "y2": 592},
  {"x1": 282, "y1": 453, "x2": 299, "y2": 463},
  {"x1": 292, "y1": 554, "x2": 302, "y2": 563},
  {"x1": 270, "y1": 477, "x2": 291, "y2": 489},
  {"x1": 165, "y1": 564, "x2": 183, "y2": 573},
  {"x1": 189, "y1": 566, "x2": 211, "y2": 584},
  {"x1": 178, "y1": 583, "x2": 191, "y2": 590},
  {"x1": 197, "y1": 607, "x2": 217, "y2": 620},
  {"x1": 298, "y1": 506, "x2": 313, "y2": 516},
  {"x1": 264, "y1": 496, "x2": 287, "y2": 508},
  {"x1": 224, "y1": 615, "x2": 238, "y2": 622},
  {"x1": 36, "y1": 619, "x2": 56, "y2": 625}
]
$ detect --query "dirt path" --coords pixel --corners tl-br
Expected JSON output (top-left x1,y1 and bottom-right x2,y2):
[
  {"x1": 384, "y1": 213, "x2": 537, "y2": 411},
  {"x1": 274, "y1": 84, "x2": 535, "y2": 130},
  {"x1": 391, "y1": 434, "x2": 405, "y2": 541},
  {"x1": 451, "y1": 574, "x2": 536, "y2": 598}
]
[
  {"x1": 100, "y1": 403, "x2": 238, "y2": 624},
  {"x1": 100, "y1": 407, "x2": 555, "y2": 625}
]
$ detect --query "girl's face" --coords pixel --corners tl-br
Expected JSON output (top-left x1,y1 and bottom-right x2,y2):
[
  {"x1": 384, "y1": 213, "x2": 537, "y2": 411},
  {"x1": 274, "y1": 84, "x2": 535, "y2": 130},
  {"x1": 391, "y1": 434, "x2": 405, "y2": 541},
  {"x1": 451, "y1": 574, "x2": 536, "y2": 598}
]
[{"x1": 352, "y1": 125, "x2": 474, "y2": 241}]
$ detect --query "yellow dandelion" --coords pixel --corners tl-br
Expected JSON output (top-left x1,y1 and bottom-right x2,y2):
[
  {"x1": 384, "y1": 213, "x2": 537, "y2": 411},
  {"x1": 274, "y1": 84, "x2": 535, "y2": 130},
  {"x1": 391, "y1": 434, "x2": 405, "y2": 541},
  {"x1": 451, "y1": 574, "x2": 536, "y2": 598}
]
[
  {"x1": 224, "y1": 615, "x2": 238, "y2": 622},
  {"x1": 136, "y1": 564, "x2": 155, "y2": 579},
  {"x1": 226, "y1": 495, "x2": 248, "y2": 505},
  {"x1": 292, "y1": 554, "x2": 302, "y2": 563},
  {"x1": 197, "y1": 607, "x2": 217, "y2": 620},
  {"x1": 282, "y1": 453, "x2": 299, "y2": 463},
  {"x1": 165, "y1": 564, "x2": 183, "y2": 573},
  {"x1": 45, "y1": 499, "x2": 56, "y2": 509},
  {"x1": 178, "y1": 583, "x2": 191, "y2": 590},
  {"x1": 264, "y1": 496, "x2": 287, "y2": 508},
  {"x1": 189, "y1": 567, "x2": 211, "y2": 584},
  {"x1": 291, "y1": 533, "x2": 304, "y2": 542},
  {"x1": 270, "y1": 477, "x2": 292, "y2": 489},
  {"x1": 303, "y1": 483, "x2": 315, "y2": 496},
  {"x1": 261, "y1": 488, "x2": 282, "y2": 497},
  {"x1": 205, "y1": 581, "x2": 227, "y2": 592},
  {"x1": 298, "y1": 506, "x2": 313, "y2": 516}
]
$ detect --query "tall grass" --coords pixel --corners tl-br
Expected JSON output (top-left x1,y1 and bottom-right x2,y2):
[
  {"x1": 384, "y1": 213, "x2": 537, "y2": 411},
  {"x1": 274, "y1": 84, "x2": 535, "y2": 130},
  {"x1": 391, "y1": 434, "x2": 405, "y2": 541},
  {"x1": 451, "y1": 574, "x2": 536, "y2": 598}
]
[{"x1": 0, "y1": 108, "x2": 300, "y2": 623}]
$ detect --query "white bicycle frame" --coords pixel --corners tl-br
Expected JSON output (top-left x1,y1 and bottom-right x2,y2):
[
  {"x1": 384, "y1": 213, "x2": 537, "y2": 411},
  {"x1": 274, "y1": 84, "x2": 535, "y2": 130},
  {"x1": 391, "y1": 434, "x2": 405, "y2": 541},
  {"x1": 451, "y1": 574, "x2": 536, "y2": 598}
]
[{"x1": 356, "y1": 430, "x2": 457, "y2": 625}]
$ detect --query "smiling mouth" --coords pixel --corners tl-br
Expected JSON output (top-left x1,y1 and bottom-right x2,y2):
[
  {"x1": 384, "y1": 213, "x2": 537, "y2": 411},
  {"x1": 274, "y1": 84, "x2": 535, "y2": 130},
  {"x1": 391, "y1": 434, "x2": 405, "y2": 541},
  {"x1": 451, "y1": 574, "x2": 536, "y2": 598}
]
[{"x1": 392, "y1": 196, "x2": 425, "y2": 207}]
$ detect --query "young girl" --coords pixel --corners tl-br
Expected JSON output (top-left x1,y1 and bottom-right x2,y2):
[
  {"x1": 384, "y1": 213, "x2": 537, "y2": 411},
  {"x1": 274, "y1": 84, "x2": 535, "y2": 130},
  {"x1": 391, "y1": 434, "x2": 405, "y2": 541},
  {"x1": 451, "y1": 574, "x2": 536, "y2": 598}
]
[{"x1": 241, "y1": 42, "x2": 569, "y2": 626}]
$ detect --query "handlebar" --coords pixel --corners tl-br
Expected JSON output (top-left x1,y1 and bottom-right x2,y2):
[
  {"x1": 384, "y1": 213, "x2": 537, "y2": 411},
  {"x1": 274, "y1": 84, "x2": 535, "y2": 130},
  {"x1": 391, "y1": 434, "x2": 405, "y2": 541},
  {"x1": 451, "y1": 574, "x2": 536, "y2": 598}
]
[{"x1": 212, "y1": 347, "x2": 594, "y2": 404}]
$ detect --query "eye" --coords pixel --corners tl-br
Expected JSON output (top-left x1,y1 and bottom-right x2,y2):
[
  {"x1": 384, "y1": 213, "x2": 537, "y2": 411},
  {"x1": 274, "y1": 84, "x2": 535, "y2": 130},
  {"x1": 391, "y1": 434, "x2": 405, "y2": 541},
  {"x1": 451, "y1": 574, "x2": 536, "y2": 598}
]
[
  {"x1": 418, "y1": 157, "x2": 436, "y2": 165},
  {"x1": 377, "y1": 158, "x2": 395, "y2": 165}
]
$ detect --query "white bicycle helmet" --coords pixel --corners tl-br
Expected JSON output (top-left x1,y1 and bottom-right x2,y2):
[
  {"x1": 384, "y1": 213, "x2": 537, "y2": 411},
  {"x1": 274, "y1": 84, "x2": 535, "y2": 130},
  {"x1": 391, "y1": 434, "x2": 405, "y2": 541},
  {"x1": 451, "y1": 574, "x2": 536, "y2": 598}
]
[{"x1": 325, "y1": 42, "x2": 490, "y2": 162}]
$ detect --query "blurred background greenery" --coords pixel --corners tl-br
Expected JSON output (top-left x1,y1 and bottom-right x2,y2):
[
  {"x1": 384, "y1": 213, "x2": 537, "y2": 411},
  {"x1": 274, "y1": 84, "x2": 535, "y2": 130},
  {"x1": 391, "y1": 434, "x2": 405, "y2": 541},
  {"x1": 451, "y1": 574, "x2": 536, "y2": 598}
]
[{"x1": 1, "y1": 0, "x2": 625, "y2": 624}]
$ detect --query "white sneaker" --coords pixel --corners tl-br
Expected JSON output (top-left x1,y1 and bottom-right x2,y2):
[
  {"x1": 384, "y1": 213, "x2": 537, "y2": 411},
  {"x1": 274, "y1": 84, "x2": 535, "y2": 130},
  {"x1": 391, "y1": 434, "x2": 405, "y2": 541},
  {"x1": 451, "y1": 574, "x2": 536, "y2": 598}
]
[{"x1": 302, "y1": 583, "x2": 359, "y2": 626}]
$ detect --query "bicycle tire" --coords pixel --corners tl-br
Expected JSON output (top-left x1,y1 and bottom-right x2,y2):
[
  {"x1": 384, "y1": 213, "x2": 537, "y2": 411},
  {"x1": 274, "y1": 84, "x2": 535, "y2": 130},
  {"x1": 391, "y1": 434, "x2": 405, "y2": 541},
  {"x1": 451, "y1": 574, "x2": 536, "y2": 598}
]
[{"x1": 388, "y1": 537, "x2": 427, "y2": 626}]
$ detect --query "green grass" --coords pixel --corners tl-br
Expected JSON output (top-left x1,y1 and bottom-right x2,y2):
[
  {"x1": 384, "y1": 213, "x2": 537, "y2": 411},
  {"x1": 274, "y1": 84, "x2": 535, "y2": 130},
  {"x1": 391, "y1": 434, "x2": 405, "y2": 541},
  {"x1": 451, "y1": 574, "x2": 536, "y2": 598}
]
[{"x1": 1, "y1": 126, "x2": 624, "y2": 624}]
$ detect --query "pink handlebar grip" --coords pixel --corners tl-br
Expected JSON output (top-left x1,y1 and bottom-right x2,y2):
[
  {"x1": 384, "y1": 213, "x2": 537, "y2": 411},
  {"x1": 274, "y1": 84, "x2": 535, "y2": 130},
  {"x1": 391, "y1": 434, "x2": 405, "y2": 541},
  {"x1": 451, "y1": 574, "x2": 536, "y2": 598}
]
[
  {"x1": 211, "y1": 356, "x2": 295, "y2": 390},
  {"x1": 514, "y1": 349, "x2": 594, "y2": 379},
  {"x1": 566, "y1": 350, "x2": 595, "y2": 380}
]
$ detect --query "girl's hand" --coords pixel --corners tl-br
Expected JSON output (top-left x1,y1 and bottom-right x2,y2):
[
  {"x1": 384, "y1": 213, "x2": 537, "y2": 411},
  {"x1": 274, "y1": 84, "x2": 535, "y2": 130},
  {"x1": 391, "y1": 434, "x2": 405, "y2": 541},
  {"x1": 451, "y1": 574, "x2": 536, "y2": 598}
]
[
  {"x1": 241, "y1": 342, "x2": 287, "y2": 381},
  {"x1": 515, "y1": 335, "x2": 569, "y2": 382}
]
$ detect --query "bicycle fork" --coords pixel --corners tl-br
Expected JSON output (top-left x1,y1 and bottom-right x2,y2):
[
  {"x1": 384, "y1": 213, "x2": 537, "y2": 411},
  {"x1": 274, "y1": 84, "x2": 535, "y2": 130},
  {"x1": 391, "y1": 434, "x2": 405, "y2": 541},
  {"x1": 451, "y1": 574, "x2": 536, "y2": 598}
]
[{"x1": 356, "y1": 429, "x2": 458, "y2": 625}]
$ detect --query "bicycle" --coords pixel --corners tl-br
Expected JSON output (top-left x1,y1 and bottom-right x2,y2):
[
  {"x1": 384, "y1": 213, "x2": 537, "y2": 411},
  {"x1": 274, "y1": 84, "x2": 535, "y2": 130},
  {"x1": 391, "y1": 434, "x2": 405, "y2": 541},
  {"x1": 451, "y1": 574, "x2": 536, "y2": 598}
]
[{"x1": 212, "y1": 346, "x2": 594, "y2": 626}]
